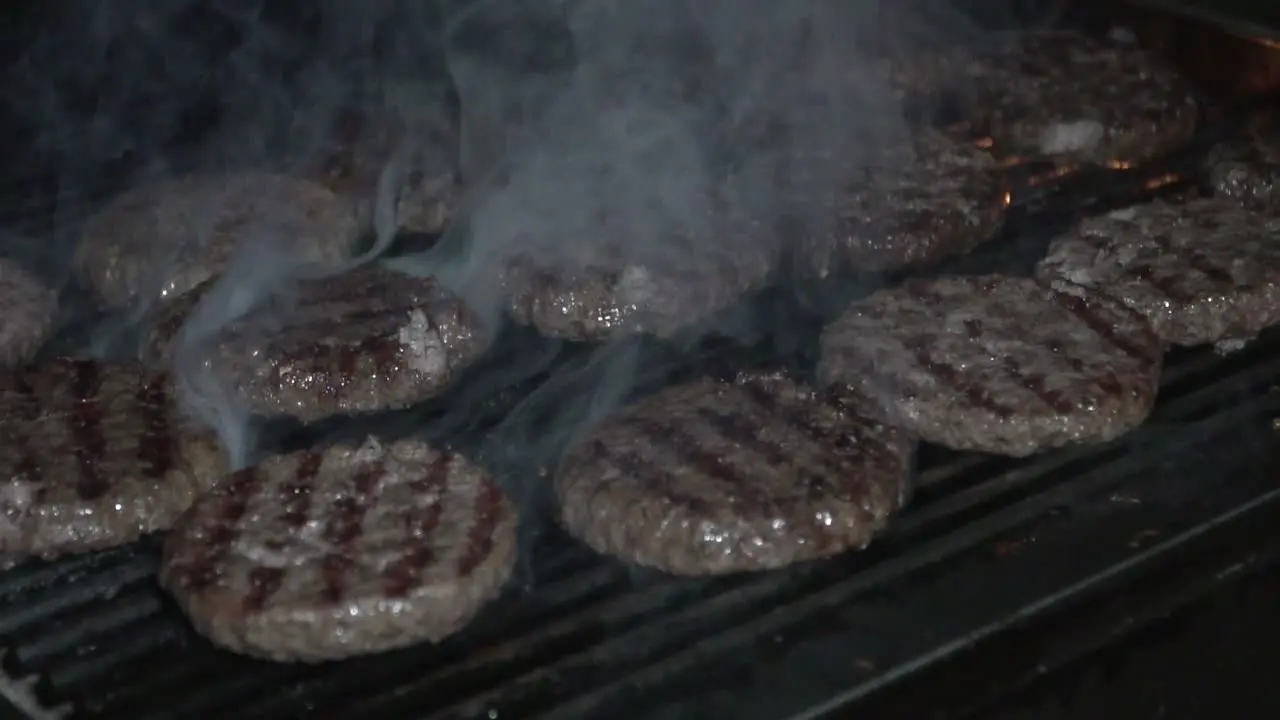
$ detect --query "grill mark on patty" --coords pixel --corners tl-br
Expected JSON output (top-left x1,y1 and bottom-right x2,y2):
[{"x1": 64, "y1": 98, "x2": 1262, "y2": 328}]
[
  {"x1": 69, "y1": 360, "x2": 109, "y2": 501},
  {"x1": 1150, "y1": 229, "x2": 1236, "y2": 285},
  {"x1": 275, "y1": 283, "x2": 444, "y2": 382},
  {"x1": 905, "y1": 285, "x2": 1017, "y2": 419},
  {"x1": 136, "y1": 374, "x2": 175, "y2": 479},
  {"x1": 1074, "y1": 230, "x2": 1198, "y2": 304},
  {"x1": 694, "y1": 405, "x2": 858, "y2": 549},
  {"x1": 244, "y1": 567, "x2": 286, "y2": 614},
  {"x1": 178, "y1": 468, "x2": 264, "y2": 594},
  {"x1": 382, "y1": 453, "x2": 451, "y2": 597},
  {"x1": 966, "y1": 302, "x2": 1079, "y2": 415},
  {"x1": 589, "y1": 441, "x2": 715, "y2": 517},
  {"x1": 317, "y1": 463, "x2": 383, "y2": 605},
  {"x1": 628, "y1": 416, "x2": 776, "y2": 519},
  {"x1": 1049, "y1": 291, "x2": 1155, "y2": 363},
  {"x1": 735, "y1": 382, "x2": 877, "y2": 462},
  {"x1": 906, "y1": 338, "x2": 1015, "y2": 419},
  {"x1": 457, "y1": 473, "x2": 506, "y2": 577},
  {"x1": 241, "y1": 453, "x2": 324, "y2": 612},
  {"x1": 1048, "y1": 337, "x2": 1124, "y2": 396},
  {"x1": 694, "y1": 407, "x2": 832, "y2": 489},
  {"x1": 1000, "y1": 356, "x2": 1076, "y2": 413}
]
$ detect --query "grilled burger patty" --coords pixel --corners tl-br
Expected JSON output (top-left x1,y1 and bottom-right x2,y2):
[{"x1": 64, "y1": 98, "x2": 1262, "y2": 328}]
[
  {"x1": 502, "y1": 223, "x2": 777, "y2": 342},
  {"x1": 0, "y1": 358, "x2": 227, "y2": 567},
  {"x1": 1035, "y1": 199, "x2": 1280, "y2": 348},
  {"x1": 963, "y1": 31, "x2": 1197, "y2": 165},
  {"x1": 875, "y1": 49, "x2": 969, "y2": 103},
  {"x1": 74, "y1": 173, "x2": 362, "y2": 308},
  {"x1": 555, "y1": 373, "x2": 914, "y2": 576},
  {"x1": 798, "y1": 128, "x2": 1008, "y2": 277},
  {"x1": 1203, "y1": 128, "x2": 1280, "y2": 211},
  {"x1": 0, "y1": 259, "x2": 57, "y2": 367},
  {"x1": 818, "y1": 275, "x2": 1163, "y2": 457},
  {"x1": 160, "y1": 436, "x2": 518, "y2": 662},
  {"x1": 316, "y1": 102, "x2": 460, "y2": 236},
  {"x1": 148, "y1": 266, "x2": 487, "y2": 423}
]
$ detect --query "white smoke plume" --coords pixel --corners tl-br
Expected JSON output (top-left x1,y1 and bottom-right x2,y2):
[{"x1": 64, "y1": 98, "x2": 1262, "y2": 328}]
[{"x1": 0, "y1": 0, "x2": 994, "y2": 472}]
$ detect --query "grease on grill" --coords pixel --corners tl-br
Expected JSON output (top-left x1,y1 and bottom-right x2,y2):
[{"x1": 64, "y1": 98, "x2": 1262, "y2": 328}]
[
  {"x1": 1035, "y1": 198, "x2": 1280, "y2": 348},
  {"x1": 555, "y1": 372, "x2": 913, "y2": 576},
  {"x1": 160, "y1": 436, "x2": 517, "y2": 662},
  {"x1": 818, "y1": 275, "x2": 1162, "y2": 457},
  {"x1": 0, "y1": 359, "x2": 228, "y2": 567}
]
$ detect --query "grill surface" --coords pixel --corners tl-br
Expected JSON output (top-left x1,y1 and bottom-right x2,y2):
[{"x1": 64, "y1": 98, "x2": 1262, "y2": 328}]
[
  {"x1": 1, "y1": 332, "x2": 1278, "y2": 720},
  {"x1": 3, "y1": 1, "x2": 1280, "y2": 719}
]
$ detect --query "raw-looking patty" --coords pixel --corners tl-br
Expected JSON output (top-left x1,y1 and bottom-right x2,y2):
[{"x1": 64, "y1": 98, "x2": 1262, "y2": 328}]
[
  {"x1": 74, "y1": 173, "x2": 362, "y2": 308},
  {"x1": 962, "y1": 31, "x2": 1198, "y2": 165},
  {"x1": 147, "y1": 266, "x2": 487, "y2": 423},
  {"x1": 798, "y1": 128, "x2": 1009, "y2": 277},
  {"x1": 160, "y1": 436, "x2": 517, "y2": 662},
  {"x1": 503, "y1": 219, "x2": 777, "y2": 342},
  {"x1": 555, "y1": 372, "x2": 914, "y2": 575},
  {"x1": 817, "y1": 275, "x2": 1163, "y2": 457},
  {"x1": 0, "y1": 259, "x2": 57, "y2": 367},
  {"x1": 0, "y1": 358, "x2": 227, "y2": 567},
  {"x1": 1034, "y1": 198, "x2": 1280, "y2": 347},
  {"x1": 1203, "y1": 128, "x2": 1280, "y2": 211},
  {"x1": 314, "y1": 103, "x2": 460, "y2": 236}
]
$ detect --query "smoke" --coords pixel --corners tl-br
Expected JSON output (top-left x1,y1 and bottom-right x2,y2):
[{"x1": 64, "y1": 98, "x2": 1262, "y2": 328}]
[
  {"x1": 2, "y1": 1, "x2": 994, "y2": 499},
  {"x1": 394, "y1": 0, "x2": 985, "y2": 474}
]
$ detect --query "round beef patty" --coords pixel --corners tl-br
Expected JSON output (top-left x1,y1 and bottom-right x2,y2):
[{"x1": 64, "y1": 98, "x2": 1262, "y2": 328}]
[
  {"x1": 74, "y1": 173, "x2": 362, "y2": 308},
  {"x1": 0, "y1": 358, "x2": 227, "y2": 567},
  {"x1": 502, "y1": 221, "x2": 777, "y2": 342},
  {"x1": 160, "y1": 436, "x2": 518, "y2": 662},
  {"x1": 962, "y1": 31, "x2": 1198, "y2": 165},
  {"x1": 148, "y1": 266, "x2": 487, "y2": 423},
  {"x1": 0, "y1": 259, "x2": 57, "y2": 367},
  {"x1": 315, "y1": 102, "x2": 460, "y2": 237},
  {"x1": 818, "y1": 275, "x2": 1163, "y2": 457},
  {"x1": 1203, "y1": 128, "x2": 1280, "y2": 211},
  {"x1": 798, "y1": 128, "x2": 1009, "y2": 278},
  {"x1": 1035, "y1": 198, "x2": 1280, "y2": 347},
  {"x1": 555, "y1": 372, "x2": 914, "y2": 576}
]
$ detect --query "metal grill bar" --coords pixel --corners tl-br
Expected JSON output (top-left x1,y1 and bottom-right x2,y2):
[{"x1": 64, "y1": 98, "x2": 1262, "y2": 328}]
[{"x1": 0, "y1": 325, "x2": 1273, "y2": 719}]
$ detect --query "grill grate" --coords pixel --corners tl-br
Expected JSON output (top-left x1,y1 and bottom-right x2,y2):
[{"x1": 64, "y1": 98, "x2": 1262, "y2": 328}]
[
  {"x1": 1, "y1": 325, "x2": 1278, "y2": 720},
  {"x1": 4, "y1": 1, "x2": 1280, "y2": 719}
]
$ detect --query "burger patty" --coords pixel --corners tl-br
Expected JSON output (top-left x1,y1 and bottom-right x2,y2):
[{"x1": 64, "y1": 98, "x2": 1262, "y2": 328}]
[
  {"x1": 74, "y1": 173, "x2": 362, "y2": 308},
  {"x1": 1034, "y1": 198, "x2": 1280, "y2": 347},
  {"x1": 818, "y1": 275, "x2": 1163, "y2": 457},
  {"x1": 0, "y1": 259, "x2": 57, "y2": 367},
  {"x1": 797, "y1": 128, "x2": 1009, "y2": 278},
  {"x1": 875, "y1": 50, "x2": 967, "y2": 102},
  {"x1": 1203, "y1": 128, "x2": 1280, "y2": 211},
  {"x1": 0, "y1": 358, "x2": 227, "y2": 567},
  {"x1": 160, "y1": 436, "x2": 518, "y2": 662},
  {"x1": 962, "y1": 31, "x2": 1198, "y2": 165},
  {"x1": 315, "y1": 100, "x2": 460, "y2": 237},
  {"x1": 555, "y1": 372, "x2": 914, "y2": 576},
  {"x1": 147, "y1": 266, "x2": 487, "y2": 423},
  {"x1": 503, "y1": 222, "x2": 777, "y2": 342}
]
